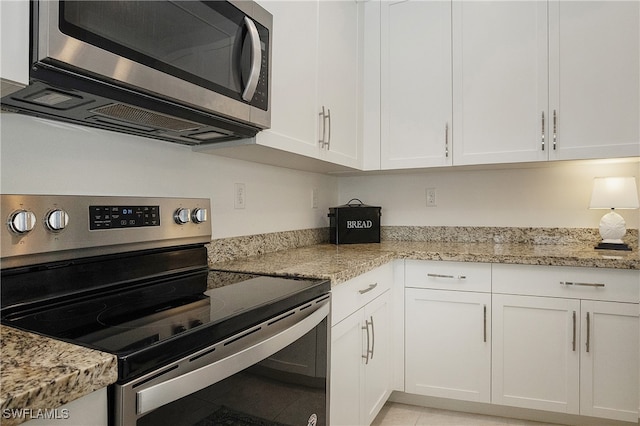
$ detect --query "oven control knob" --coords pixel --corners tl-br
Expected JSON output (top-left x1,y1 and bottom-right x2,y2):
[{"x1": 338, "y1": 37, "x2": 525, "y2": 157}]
[
  {"x1": 173, "y1": 325, "x2": 187, "y2": 335},
  {"x1": 8, "y1": 210, "x2": 37, "y2": 234},
  {"x1": 191, "y1": 208, "x2": 208, "y2": 224},
  {"x1": 45, "y1": 209, "x2": 70, "y2": 232},
  {"x1": 174, "y1": 208, "x2": 191, "y2": 225}
]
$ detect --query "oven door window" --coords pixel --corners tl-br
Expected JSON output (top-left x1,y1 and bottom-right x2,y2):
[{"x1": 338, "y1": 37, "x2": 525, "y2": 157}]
[
  {"x1": 59, "y1": 1, "x2": 268, "y2": 106},
  {"x1": 136, "y1": 319, "x2": 328, "y2": 426}
]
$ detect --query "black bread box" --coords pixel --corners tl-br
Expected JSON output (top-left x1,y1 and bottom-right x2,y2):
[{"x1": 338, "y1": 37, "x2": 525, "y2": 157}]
[{"x1": 328, "y1": 199, "x2": 381, "y2": 244}]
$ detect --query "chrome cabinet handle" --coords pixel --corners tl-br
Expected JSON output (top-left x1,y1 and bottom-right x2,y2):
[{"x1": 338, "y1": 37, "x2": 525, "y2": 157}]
[
  {"x1": 319, "y1": 106, "x2": 331, "y2": 148},
  {"x1": 327, "y1": 108, "x2": 331, "y2": 149},
  {"x1": 560, "y1": 281, "x2": 605, "y2": 288},
  {"x1": 319, "y1": 106, "x2": 327, "y2": 148},
  {"x1": 552, "y1": 109, "x2": 557, "y2": 150},
  {"x1": 241, "y1": 17, "x2": 261, "y2": 102},
  {"x1": 362, "y1": 317, "x2": 373, "y2": 364},
  {"x1": 445, "y1": 123, "x2": 449, "y2": 158},
  {"x1": 358, "y1": 283, "x2": 378, "y2": 294},
  {"x1": 369, "y1": 316, "x2": 375, "y2": 360},
  {"x1": 427, "y1": 273, "x2": 467, "y2": 280},
  {"x1": 586, "y1": 312, "x2": 591, "y2": 353},
  {"x1": 572, "y1": 311, "x2": 576, "y2": 352},
  {"x1": 541, "y1": 111, "x2": 545, "y2": 151},
  {"x1": 483, "y1": 305, "x2": 487, "y2": 343}
]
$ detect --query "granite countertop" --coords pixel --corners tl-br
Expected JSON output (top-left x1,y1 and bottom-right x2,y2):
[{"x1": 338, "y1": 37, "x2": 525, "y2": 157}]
[
  {"x1": 0, "y1": 326, "x2": 118, "y2": 426},
  {"x1": 2, "y1": 239, "x2": 637, "y2": 424},
  {"x1": 210, "y1": 241, "x2": 640, "y2": 285}
]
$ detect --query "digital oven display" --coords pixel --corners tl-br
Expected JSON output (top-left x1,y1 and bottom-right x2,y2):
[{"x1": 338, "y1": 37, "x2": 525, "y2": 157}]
[{"x1": 89, "y1": 205, "x2": 160, "y2": 230}]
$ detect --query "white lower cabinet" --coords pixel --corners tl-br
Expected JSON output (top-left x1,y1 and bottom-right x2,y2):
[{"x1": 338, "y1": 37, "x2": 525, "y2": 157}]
[
  {"x1": 406, "y1": 288, "x2": 491, "y2": 402},
  {"x1": 492, "y1": 264, "x2": 640, "y2": 423},
  {"x1": 23, "y1": 388, "x2": 108, "y2": 426},
  {"x1": 404, "y1": 260, "x2": 492, "y2": 403},
  {"x1": 492, "y1": 294, "x2": 581, "y2": 414},
  {"x1": 580, "y1": 300, "x2": 639, "y2": 421},
  {"x1": 330, "y1": 263, "x2": 393, "y2": 426}
]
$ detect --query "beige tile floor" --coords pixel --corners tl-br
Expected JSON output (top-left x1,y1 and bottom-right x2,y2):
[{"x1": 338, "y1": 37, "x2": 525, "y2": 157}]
[{"x1": 372, "y1": 402, "x2": 564, "y2": 426}]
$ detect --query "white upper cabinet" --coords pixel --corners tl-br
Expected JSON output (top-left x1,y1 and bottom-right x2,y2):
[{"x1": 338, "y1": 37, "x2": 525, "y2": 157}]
[
  {"x1": 318, "y1": 0, "x2": 362, "y2": 168},
  {"x1": 0, "y1": 0, "x2": 30, "y2": 96},
  {"x1": 377, "y1": 0, "x2": 639, "y2": 171},
  {"x1": 203, "y1": 0, "x2": 363, "y2": 172},
  {"x1": 548, "y1": 1, "x2": 640, "y2": 160},
  {"x1": 452, "y1": 1, "x2": 548, "y2": 166},
  {"x1": 255, "y1": 1, "x2": 320, "y2": 159},
  {"x1": 453, "y1": 0, "x2": 639, "y2": 165},
  {"x1": 380, "y1": 0, "x2": 452, "y2": 169}
]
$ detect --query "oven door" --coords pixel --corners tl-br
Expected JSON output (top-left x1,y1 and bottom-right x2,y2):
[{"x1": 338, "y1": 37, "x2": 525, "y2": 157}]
[
  {"x1": 35, "y1": 0, "x2": 271, "y2": 127},
  {"x1": 113, "y1": 296, "x2": 330, "y2": 426}
]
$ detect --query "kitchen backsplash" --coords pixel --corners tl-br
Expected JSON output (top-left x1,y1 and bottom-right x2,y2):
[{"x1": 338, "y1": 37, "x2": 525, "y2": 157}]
[
  {"x1": 382, "y1": 226, "x2": 639, "y2": 246},
  {"x1": 207, "y1": 228, "x2": 329, "y2": 263},
  {"x1": 207, "y1": 226, "x2": 639, "y2": 263}
]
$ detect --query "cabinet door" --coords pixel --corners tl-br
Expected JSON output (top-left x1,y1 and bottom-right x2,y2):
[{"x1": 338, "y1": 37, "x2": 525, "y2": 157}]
[
  {"x1": 452, "y1": 1, "x2": 548, "y2": 165},
  {"x1": 380, "y1": 0, "x2": 452, "y2": 169},
  {"x1": 23, "y1": 388, "x2": 108, "y2": 426},
  {"x1": 254, "y1": 1, "x2": 320, "y2": 159},
  {"x1": 492, "y1": 294, "x2": 580, "y2": 414},
  {"x1": 549, "y1": 1, "x2": 640, "y2": 160},
  {"x1": 0, "y1": 0, "x2": 30, "y2": 95},
  {"x1": 330, "y1": 308, "x2": 364, "y2": 426},
  {"x1": 406, "y1": 289, "x2": 491, "y2": 402},
  {"x1": 363, "y1": 290, "x2": 392, "y2": 425},
  {"x1": 318, "y1": 0, "x2": 361, "y2": 168},
  {"x1": 580, "y1": 301, "x2": 639, "y2": 422}
]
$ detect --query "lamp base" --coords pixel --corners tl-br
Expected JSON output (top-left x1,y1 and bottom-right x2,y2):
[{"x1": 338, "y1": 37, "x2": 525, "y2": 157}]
[{"x1": 594, "y1": 242, "x2": 632, "y2": 251}]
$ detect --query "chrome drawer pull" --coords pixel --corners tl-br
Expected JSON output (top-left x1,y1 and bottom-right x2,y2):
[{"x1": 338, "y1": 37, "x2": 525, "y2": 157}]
[
  {"x1": 483, "y1": 305, "x2": 487, "y2": 343},
  {"x1": 541, "y1": 111, "x2": 545, "y2": 151},
  {"x1": 427, "y1": 273, "x2": 467, "y2": 280},
  {"x1": 586, "y1": 312, "x2": 591, "y2": 353},
  {"x1": 560, "y1": 281, "x2": 605, "y2": 288},
  {"x1": 572, "y1": 311, "x2": 576, "y2": 352},
  {"x1": 362, "y1": 317, "x2": 373, "y2": 364},
  {"x1": 358, "y1": 283, "x2": 378, "y2": 294}
]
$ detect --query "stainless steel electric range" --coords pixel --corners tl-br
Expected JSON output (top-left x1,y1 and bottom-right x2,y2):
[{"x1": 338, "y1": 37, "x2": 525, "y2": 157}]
[{"x1": 1, "y1": 195, "x2": 330, "y2": 426}]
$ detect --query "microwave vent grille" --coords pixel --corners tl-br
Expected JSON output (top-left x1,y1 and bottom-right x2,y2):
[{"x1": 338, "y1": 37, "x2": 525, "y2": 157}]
[{"x1": 91, "y1": 103, "x2": 201, "y2": 132}]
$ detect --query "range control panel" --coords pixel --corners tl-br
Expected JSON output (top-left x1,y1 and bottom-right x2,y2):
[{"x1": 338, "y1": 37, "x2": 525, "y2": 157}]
[
  {"x1": 1, "y1": 195, "x2": 211, "y2": 269},
  {"x1": 89, "y1": 205, "x2": 160, "y2": 230}
]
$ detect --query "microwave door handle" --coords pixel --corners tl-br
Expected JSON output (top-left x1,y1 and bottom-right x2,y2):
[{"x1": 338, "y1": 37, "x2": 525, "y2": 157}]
[{"x1": 241, "y1": 17, "x2": 262, "y2": 102}]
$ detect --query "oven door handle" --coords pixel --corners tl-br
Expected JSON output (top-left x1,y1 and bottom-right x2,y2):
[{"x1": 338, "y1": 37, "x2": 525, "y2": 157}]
[{"x1": 136, "y1": 300, "x2": 330, "y2": 416}]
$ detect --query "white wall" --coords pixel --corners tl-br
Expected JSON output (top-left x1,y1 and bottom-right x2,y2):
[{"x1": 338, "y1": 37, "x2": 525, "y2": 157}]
[
  {"x1": 338, "y1": 160, "x2": 640, "y2": 230},
  {"x1": 0, "y1": 113, "x2": 339, "y2": 239},
  {"x1": 3, "y1": 113, "x2": 639, "y2": 237}
]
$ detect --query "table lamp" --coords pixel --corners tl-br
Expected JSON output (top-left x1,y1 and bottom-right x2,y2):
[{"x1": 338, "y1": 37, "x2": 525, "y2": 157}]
[{"x1": 589, "y1": 177, "x2": 639, "y2": 251}]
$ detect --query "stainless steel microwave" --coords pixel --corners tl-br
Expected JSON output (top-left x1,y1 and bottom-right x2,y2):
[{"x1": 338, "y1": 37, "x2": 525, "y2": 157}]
[{"x1": 1, "y1": 0, "x2": 272, "y2": 145}]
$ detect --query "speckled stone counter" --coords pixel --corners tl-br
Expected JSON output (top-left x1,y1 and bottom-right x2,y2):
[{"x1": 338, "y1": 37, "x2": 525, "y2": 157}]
[
  {"x1": 3, "y1": 227, "x2": 638, "y2": 425},
  {"x1": 210, "y1": 241, "x2": 640, "y2": 285},
  {"x1": 0, "y1": 326, "x2": 118, "y2": 426}
]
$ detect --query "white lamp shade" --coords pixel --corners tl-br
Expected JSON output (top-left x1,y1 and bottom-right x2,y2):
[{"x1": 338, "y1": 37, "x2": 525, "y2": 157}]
[{"x1": 589, "y1": 177, "x2": 640, "y2": 209}]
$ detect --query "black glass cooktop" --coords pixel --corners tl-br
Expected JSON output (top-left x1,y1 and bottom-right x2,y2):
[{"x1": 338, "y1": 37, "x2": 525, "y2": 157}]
[{"x1": 1, "y1": 269, "x2": 329, "y2": 382}]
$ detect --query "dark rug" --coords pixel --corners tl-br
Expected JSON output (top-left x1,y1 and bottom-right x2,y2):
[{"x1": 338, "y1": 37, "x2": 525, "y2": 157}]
[{"x1": 194, "y1": 406, "x2": 288, "y2": 426}]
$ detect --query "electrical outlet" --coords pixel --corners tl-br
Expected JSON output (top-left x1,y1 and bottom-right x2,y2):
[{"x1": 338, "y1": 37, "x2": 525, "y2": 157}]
[
  {"x1": 234, "y1": 183, "x2": 246, "y2": 209},
  {"x1": 312, "y1": 188, "x2": 319, "y2": 209},
  {"x1": 426, "y1": 188, "x2": 437, "y2": 207}
]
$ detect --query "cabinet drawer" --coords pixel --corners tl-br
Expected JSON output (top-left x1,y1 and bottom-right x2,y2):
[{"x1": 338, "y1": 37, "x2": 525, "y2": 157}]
[
  {"x1": 493, "y1": 264, "x2": 639, "y2": 303},
  {"x1": 331, "y1": 262, "x2": 393, "y2": 326},
  {"x1": 405, "y1": 260, "x2": 491, "y2": 293}
]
